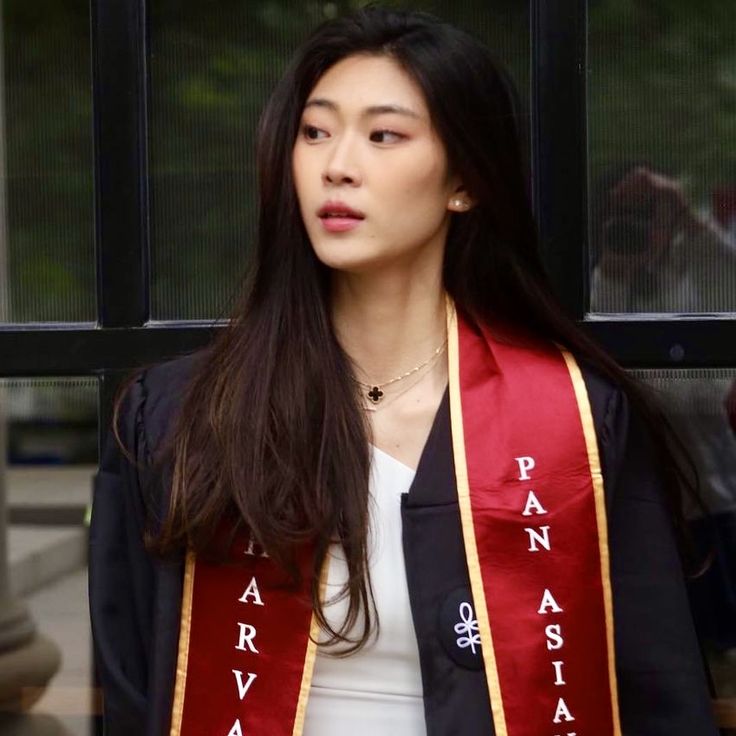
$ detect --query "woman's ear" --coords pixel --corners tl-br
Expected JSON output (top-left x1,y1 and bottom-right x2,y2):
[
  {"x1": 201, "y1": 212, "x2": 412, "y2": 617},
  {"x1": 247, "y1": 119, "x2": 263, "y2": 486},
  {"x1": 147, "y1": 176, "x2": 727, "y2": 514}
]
[{"x1": 447, "y1": 186, "x2": 476, "y2": 213}]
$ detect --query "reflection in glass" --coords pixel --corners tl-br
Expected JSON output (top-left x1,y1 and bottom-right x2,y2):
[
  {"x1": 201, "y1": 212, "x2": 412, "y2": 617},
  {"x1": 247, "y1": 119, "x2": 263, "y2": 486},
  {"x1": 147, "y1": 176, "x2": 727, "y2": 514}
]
[
  {"x1": 588, "y1": 3, "x2": 736, "y2": 314},
  {"x1": 2, "y1": 2, "x2": 95, "y2": 323},
  {"x1": 149, "y1": 0, "x2": 529, "y2": 320},
  {"x1": 637, "y1": 369, "x2": 736, "y2": 724},
  {"x1": 2, "y1": 377, "x2": 97, "y2": 734}
]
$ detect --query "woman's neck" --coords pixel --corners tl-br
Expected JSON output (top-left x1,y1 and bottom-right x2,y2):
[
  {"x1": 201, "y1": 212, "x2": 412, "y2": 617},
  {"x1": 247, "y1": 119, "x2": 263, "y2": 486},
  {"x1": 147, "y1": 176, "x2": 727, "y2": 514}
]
[{"x1": 331, "y1": 267, "x2": 447, "y2": 386}]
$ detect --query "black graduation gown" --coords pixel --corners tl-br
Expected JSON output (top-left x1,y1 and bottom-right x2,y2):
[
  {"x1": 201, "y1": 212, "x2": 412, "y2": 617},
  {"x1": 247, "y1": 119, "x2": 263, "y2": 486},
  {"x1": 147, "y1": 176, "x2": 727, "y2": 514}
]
[{"x1": 88, "y1": 353, "x2": 719, "y2": 736}]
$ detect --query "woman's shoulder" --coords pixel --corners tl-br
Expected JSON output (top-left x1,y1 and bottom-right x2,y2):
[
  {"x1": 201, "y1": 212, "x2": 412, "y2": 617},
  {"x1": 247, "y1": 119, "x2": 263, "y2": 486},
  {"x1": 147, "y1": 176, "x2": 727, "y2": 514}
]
[
  {"x1": 118, "y1": 349, "x2": 207, "y2": 458},
  {"x1": 142, "y1": 350, "x2": 203, "y2": 412},
  {"x1": 575, "y1": 360, "x2": 666, "y2": 506},
  {"x1": 578, "y1": 361, "x2": 627, "y2": 431},
  {"x1": 577, "y1": 361, "x2": 631, "y2": 484}
]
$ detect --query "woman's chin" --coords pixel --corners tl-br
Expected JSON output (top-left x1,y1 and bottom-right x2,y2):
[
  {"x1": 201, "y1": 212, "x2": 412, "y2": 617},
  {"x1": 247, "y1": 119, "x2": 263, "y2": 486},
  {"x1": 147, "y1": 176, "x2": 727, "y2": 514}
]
[{"x1": 314, "y1": 246, "x2": 393, "y2": 276}]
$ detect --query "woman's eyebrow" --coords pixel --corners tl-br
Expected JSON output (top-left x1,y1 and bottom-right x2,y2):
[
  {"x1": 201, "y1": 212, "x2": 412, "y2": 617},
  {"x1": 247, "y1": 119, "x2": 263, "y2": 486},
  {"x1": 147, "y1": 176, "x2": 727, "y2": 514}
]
[{"x1": 304, "y1": 98, "x2": 421, "y2": 119}]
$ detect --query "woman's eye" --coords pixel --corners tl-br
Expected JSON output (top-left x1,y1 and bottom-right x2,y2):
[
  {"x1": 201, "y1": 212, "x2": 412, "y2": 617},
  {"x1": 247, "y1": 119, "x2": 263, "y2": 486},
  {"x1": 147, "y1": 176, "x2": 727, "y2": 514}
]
[
  {"x1": 301, "y1": 124, "x2": 327, "y2": 141},
  {"x1": 369, "y1": 130, "x2": 404, "y2": 144}
]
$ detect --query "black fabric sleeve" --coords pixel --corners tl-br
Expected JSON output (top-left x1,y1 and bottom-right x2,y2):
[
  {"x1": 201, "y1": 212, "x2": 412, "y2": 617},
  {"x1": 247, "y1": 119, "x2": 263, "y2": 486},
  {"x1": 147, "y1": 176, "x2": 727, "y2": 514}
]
[
  {"x1": 89, "y1": 373, "x2": 153, "y2": 735},
  {"x1": 599, "y1": 387, "x2": 719, "y2": 736}
]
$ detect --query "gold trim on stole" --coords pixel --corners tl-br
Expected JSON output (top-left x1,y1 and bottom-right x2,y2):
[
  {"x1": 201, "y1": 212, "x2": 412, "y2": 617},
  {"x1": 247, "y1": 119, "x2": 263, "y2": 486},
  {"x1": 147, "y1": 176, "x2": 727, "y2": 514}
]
[
  {"x1": 446, "y1": 301, "x2": 509, "y2": 736},
  {"x1": 561, "y1": 349, "x2": 622, "y2": 735},
  {"x1": 290, "y1": 611, "x2": 321, "y2": 736},
  {"x1": 169, "y1": 548, "x2": 196, "y2": 736},
  {"x1": 291, "y1": 566, "x2": 327, "y2": 736}
]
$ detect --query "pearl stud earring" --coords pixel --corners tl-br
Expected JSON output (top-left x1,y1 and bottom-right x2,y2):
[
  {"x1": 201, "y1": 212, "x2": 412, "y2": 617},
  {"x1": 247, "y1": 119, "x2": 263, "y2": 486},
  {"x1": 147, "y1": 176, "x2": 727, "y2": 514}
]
[{"x1": 451, "y1": 198, "x2": 468, "y2": 210}]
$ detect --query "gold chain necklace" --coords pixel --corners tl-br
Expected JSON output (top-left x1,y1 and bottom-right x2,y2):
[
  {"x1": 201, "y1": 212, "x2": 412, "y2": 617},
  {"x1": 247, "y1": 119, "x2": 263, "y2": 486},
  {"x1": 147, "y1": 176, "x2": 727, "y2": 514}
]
[
  {"x1": 361, "y1": 348, "x2": 445, "y2": 412},
  {"x1": 355, "y1": 339, "x2": 447, "y2": 405}
]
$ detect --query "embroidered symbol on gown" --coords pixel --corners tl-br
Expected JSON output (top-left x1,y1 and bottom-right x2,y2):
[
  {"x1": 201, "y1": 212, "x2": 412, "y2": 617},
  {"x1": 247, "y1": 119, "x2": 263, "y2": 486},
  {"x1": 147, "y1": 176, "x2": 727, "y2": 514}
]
[
  {"x1": 454, "y1": 601, "x2": 481, "y2": 654},
  {"x1": 439, "y1": 587, "x2": 483, "y2": 670}
]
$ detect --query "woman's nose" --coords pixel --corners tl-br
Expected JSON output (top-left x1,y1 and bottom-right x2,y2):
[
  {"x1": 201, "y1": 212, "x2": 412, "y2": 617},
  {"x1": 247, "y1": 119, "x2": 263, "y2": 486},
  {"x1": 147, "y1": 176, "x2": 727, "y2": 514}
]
[
  {"x1": 322, "y1": 142, "x2": 361, "y2": 187},
  {"x1": 323, "y1": 168, "x2": 358, "y2": 185}
]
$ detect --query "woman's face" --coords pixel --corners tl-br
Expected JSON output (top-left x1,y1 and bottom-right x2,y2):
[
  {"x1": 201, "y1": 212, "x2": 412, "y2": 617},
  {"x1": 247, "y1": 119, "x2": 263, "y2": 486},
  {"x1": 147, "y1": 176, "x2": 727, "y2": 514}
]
[{"x1": 292, "y1": 54, "x2": 465, "y2": 275}]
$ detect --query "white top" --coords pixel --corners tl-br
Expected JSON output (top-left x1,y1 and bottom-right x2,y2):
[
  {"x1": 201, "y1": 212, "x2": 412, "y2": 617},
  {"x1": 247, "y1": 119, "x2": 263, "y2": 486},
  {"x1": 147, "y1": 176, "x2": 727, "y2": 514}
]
[{"x1": 303, "y1": 446, "x2": 427, "y2": 735}]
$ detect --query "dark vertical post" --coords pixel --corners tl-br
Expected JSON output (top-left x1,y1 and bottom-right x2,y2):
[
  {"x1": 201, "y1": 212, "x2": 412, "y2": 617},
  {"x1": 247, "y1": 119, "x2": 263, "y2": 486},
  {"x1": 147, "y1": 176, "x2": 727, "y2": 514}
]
[
  {"x1": 92, "y1": 0, "x2": 150, "y2": 330},
  {"x1": 530, "y1": 0, "x2": 588, "y2": 319},
  {"x1": 90, "y1": 1, "x2": 150, "y2": 732}
]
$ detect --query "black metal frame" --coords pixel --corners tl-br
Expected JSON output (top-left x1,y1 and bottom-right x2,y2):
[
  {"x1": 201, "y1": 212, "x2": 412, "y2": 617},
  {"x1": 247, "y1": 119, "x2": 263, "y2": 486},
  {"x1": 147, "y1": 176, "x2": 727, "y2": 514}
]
[
  {"x1": 0, "y1": 0, "x2": 734, "y2": 729},
  {"x1": 0, "y1": 323, "x2": 212, "y2": 376},
  {"x1": 92, "y1": 0, "x2": 150, "y2": 330},
  {"x1": 531, "y1": 0, "x2": 589, "y2": 319},
  {"x1": 5, "y1": 316, "x2": 735, "y2": 374}
]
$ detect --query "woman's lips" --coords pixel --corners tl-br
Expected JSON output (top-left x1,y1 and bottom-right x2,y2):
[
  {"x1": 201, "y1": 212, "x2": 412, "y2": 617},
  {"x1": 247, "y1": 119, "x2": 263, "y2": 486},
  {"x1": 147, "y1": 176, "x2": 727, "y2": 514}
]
[
  {"x1": 317, "y1": 201, "x2": 365, "y2": 233},
  {"x1": 320, "y1": 216, "x2": 362, "y2": 233}
]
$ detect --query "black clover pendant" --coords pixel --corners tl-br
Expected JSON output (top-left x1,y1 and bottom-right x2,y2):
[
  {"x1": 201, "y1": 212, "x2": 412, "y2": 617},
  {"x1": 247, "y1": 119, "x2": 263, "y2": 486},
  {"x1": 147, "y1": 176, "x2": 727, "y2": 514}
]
[{"x1": 367, "y1": 386, "x2": 384, "y2": 403}]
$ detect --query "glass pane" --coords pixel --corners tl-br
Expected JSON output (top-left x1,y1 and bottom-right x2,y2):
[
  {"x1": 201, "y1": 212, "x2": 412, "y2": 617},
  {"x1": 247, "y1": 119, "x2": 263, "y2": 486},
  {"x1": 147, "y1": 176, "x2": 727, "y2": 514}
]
[
  {"x1": 2, "y1": 2, "x2": 95, "y2": 323},
  {"x1": 588, "y1": 2, "x2": 736, "y2": 315},
  {"x1": 149, "y1": 0, "x2": 529, "y2": 320},
  {"x1": 636, "y1": 368, "x2": 736, "y2": 730},
  {"x1": 2, "y1": 377, "x2": 97, "y2": 735}
]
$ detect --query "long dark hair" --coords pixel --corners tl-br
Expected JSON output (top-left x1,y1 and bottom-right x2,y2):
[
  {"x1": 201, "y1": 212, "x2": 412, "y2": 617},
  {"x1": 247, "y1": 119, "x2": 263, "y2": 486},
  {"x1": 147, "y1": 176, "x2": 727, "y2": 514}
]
[{"x1": 120, "y1": 6, "x2": 701, "y2": 653}]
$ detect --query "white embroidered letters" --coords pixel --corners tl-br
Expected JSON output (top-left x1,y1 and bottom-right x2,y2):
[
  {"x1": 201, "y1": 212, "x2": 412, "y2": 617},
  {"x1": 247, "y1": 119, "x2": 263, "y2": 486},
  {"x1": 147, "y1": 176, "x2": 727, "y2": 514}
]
[
  {"x1": 524, "y1": 525, "x2": 551, "y2": 552},
  {"x1": 553, "y1": 697, "x2": 575, "y2": 723},
  {"x1": 514, "y1": 455, "x2": 536, "y2": 481},
  {"x1": 226, "y1": 719, "x2": 244, "y2": 736},
  {"x1": 513, "y1": 454, "x2": 581, "y2": 732},
  {"x1": 551, "y1": 660, "x2": 566, "y2": 686},
  {"x1": 521, "y1": 490, "x2": 547, "y2": 517},
  {"x1": 232, "y1": 669, "x2": 257, "y2": 700},
  {"x1": 238, "y1": 577, "x2": 264, "y2": 606},
  {"x1": 229, "y1": 554, "x2": 267, "y2": 730},
  {"x1": 545, "y1": 623, "x2": 564, "y2": 650},
  {"x1": 235, "y1": 623, "x2": 259, "y2": 654},
  {"x1": 245, "y1": 535, "x2": 269, "y2": 558},
  {"x1": 537, "y1": 588, "x2": 563, "y2": 615}
]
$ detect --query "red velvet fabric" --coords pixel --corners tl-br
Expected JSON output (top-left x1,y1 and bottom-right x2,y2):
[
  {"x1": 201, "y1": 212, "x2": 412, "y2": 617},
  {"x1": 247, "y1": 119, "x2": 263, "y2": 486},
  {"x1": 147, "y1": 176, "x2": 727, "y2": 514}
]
[
  {"x1": 178, "y1": 537, "x2": 315, "y2": 736},
  {"x1": 457, "y1": 313, "x2": 617, "y2": 736}
]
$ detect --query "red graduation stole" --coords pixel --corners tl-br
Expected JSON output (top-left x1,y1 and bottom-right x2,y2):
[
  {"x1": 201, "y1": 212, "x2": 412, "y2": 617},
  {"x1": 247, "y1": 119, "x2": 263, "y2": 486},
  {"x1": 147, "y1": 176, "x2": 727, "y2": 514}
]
[{"x1": 169, "y1": 302, "x2": 621, "y2": 736}]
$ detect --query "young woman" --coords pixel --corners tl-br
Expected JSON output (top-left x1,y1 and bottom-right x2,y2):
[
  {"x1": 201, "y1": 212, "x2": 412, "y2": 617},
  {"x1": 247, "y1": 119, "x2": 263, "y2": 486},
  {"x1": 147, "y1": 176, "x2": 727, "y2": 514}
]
[{"x1": 90, "y1": 8, "x2": 719, "y2": 736}]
